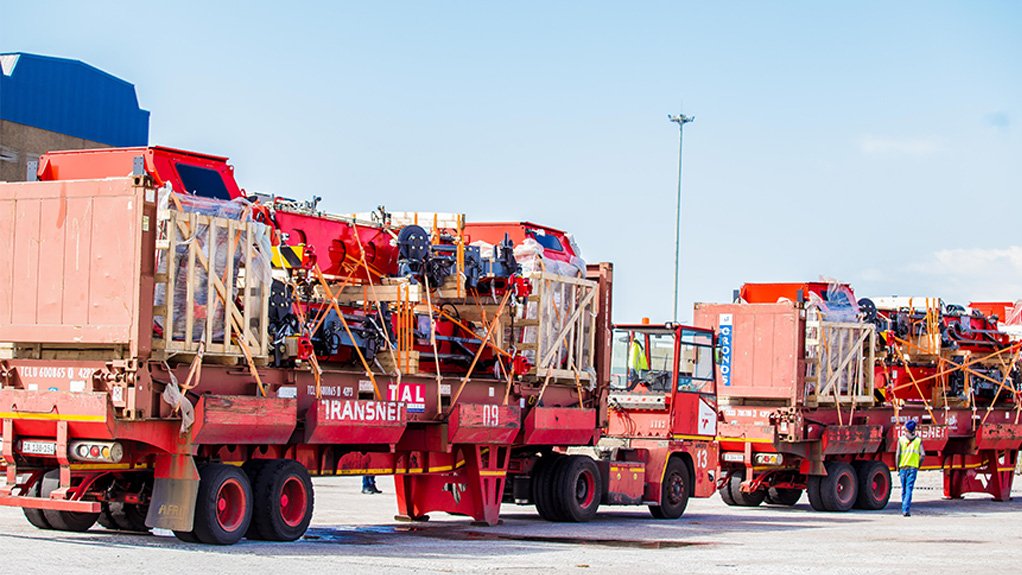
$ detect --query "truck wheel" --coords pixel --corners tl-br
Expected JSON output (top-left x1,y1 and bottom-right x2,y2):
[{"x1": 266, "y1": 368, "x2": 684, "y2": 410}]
[
  {"x1": 108, "y1": 502, "x2": 150, "y2": 532},
  {"x1": 853, "y1": 461, "x2": 891, "y2": 510},
  {"x1": 728, "y1": 471, "x2": 765, "y2": 507},
  {"x1": 249, "y1": 460, "x2": 315, "y2": 541},
  {"x1": 23, "y1": 475, "x2": 52, "y2": 530},
  {"x1": 765, "y1": 488, "x2": 803, "y2": 506},
  {"x1": 718, "y1": 474, "x2": 737, "y2": 506},
  {"x1": 649, "y1": 458, "x2": 690, "y2": 519},
  {"x1": 532, "y1": 454, "x2": 564, "y2": 521},
  {"x1": 40, "y1": 470, "x2": 99, "y2": 532},
  {"x1": 819, "y1": 462, "x2": 858, "y2": 512},
  {"x1": 98, "y1": 504, "x2": 118, "y2": 530},
  {"x1": 807, "y1": 476, "x2": 826, "y2": 511},
  {"x1": 173, "y1": 530, "x2": 200, "y2": 543},
  {"x1": 191, "y1": 464, "x2": 253, "y2": 545},
  {"x1": 242, "y1": 460, "x2": 272, "y2": 539},
  {"x1": 552, "y1": 455, "x2": 602, "y2": 522}
]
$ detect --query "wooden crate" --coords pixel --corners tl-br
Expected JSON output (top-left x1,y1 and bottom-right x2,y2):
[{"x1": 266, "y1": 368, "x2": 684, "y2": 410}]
[
  {"x1": 376, "y1": 350, "x2": 420, "y2": 375},
  {"x1": 151, "y1": 208, "x2": 271, "y2": 362},
  {"x1": 516, "y1": 271, "x2": 599, "y2": 384},
  {"x1": 803, "y1": 319, "x2": 876, "y2": 407}
]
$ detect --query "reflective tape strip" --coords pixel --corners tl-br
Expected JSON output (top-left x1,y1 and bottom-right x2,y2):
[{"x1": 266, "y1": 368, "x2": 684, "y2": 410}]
[
  {"x1": 716, "y1": 436, "x2": 773, "y2": 444},
  {"x1": 0, "y1": 414, "x2": 104, "y2": 422},
  {"x1": 673, "y1": 434, "x2": 716, "y2": 441}
]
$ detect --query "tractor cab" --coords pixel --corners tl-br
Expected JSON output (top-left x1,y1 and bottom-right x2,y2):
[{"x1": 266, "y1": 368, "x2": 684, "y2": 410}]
[{"x1": 606, "y1": 322, "x2": 718, "y2": 440}]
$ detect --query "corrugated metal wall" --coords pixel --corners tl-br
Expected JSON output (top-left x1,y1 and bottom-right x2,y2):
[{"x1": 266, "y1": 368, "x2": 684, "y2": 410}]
[{"x1": 0, "y1": 53, "x2": 149, "y2": 147}]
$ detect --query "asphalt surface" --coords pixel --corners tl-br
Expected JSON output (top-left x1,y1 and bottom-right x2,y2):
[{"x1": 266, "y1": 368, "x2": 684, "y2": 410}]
[{"x1": 1, "y1": 472, "x2": 1019, "y2": 574}]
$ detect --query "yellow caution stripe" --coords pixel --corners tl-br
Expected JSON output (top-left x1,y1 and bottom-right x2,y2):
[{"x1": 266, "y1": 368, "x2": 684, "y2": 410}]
[
  {"x1": 672, "y1": 434, "x2": 716, "y2": 442},
  {"x1": 0, "y1": 412, "x2": 105, "y2": 423},
  {"x1": 271, "y1": 244, "x2": 305, "y2": 269},
  {"x1": 715, "y1": 436, "x2": 774, "y2": 444}
]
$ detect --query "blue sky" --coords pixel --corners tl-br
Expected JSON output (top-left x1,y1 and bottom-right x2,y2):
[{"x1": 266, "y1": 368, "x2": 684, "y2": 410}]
[{"x1": 5, "y1": 1, "x2": 1020, "y2": 323}]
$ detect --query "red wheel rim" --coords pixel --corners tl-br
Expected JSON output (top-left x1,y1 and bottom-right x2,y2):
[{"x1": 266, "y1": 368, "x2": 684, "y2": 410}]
[
  {"x1": 215, "y1": 478, "x2": 246, "y2": 532},
  {"x1": 575, "y1": 470, "x2": 596, "y2": 508},
  {"x1": 836, "y1": 471, "x2": 854, "y2": 505},
  {"x1": 279, "y1": 476, "x2": 308, "y2": 527},
  {"x1": 872, "y1": 470, "x2": 888, "y2": 497}
]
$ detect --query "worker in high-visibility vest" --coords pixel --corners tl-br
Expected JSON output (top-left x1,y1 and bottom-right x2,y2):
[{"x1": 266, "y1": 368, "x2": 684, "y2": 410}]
[
  {"x1": 627, "y1": 338, "x2": 648, "y2": 387},
  {"x1": 895, "y1": 419, "x2": 925, "y2": 516}
]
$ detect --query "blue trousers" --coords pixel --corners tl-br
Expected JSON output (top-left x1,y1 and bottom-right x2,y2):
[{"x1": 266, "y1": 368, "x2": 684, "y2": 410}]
[
  {"x1": 362, "y1": 475, "x2": 377, "y2": 490},
  {"x1": 899, "y1": 467, "x2": 918, "y2": 514}
]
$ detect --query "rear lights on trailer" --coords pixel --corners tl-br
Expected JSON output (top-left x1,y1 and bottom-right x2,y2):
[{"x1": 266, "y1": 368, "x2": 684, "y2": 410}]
[
  {"x1": 722, "y1": 452, "x2": 784, "y2": 465},
  {"x1": 754, "y1": 453, "x2": 783, "y2": 466},
  {"x1": 68, "y1": 441, "x2": 124, "y2": 463}
]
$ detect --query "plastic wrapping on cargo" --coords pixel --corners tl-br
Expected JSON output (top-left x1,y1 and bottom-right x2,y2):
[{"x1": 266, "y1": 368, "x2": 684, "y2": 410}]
[
  {"x1": 805, "y1": 283, "x2": 859, "y2": 323},
  {"x1": 153, "y1": 188, "x2": 273, "y2": 346},
  {"x1": 513, "y1": 238, "x2": 586, "y2": 278},
  {"x1": 513, "y1": 238, "x2": 590, "y2": 374},
  {"x1": 804, "y1": 283, "x2": 866, "y2": 398}
]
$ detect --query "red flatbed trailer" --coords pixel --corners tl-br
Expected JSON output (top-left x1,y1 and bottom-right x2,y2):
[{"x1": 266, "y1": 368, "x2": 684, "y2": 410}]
[
  {"x1": 695, "y1": 286, "x2": 1022, "y2": 511},
  {"x1": 0, "y1": 147, "x2": 717, "y2": 545}
]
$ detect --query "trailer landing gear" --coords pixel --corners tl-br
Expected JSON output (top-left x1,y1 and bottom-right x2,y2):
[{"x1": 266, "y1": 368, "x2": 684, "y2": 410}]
[
  {"x1": 394, "y1": 445, "x2": 512, "y2": 526},
  {"x1": 944, "y1": 449, "x2": 1017, "y2": 502}
]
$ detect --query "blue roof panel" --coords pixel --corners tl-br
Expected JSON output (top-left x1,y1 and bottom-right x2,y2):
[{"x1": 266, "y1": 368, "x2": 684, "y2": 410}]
[{"x1": 0, "y1": 52, "x2": 149, "y2": 146}]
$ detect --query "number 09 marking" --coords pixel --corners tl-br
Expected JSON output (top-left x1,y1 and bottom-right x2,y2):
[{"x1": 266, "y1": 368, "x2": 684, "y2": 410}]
[{"x1": 483, "y1": 405, "x2": 500, "y2": 427}]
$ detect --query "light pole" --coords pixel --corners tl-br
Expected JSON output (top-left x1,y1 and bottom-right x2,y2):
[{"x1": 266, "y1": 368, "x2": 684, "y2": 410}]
[{"x1": 668, "y1": 112, "x2": 694, "y2": 321}]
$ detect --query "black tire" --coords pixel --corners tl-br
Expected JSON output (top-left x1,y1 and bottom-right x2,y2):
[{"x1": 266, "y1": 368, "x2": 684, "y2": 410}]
[
  {"x1": 40, "y1": 470, "x2": 99, "y2": 532},
  {"x1": 807, "y1": 476, "x2": 826, "y2": 511},
  {"x1": 173, "y1": 529, "x2": 200, "y2": 543},
  {"x1": 718, "y1": 474, "x2": 737, "y2": 506},
  {"x1": 532, "y1": 454, "x2": 564, "y2": 521},
  {"x1": 727, "y1": 471, "x2": 765, "y2": 507},
  {"x1": 854, "y1": 461, "x2": 892, "y2": 510},
  {"x1": 242, "y1": 460, "x2": 273, "y2": 539},
  {"x1": 23, "y1": 475, "x2": 52, "y2": 530},
  {"x1": 765, "y1": 488, "x2": 803, "y2": 506},
  {"x1": 98, "y1": 503, "x2": 119, "y2": 530},
  {"x1": 109, "y1": 501, "x2": 149, "y2": 532},
  {"x1": 249, "y1": 460, "x2": 315, "y2": 541},
  {"x1": 819, "y1": 461, "x2": 858, "y2": 512},
  {"x1": 551, "y1": 455, "x2": 602, "y2": 522},
  {"x1": 649, "y1": 458, "x2": 690, "y2": 519},
  {"x1": 190, "y1": 463, "x2": 253, "y2": 545}
]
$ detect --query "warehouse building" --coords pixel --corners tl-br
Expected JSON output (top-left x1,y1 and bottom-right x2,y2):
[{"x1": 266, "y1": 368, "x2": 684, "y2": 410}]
[{"x1": 0, "y1": 52, "x2": 149, "y2": 181}]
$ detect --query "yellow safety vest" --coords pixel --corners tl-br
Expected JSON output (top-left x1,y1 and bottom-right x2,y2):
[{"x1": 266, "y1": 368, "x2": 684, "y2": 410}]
[
  {"x1": 898, "y1": 436, "x2": 923, "y2": 469},
  {"x1": 628, "y1": 340, "x2": 648, "y2": 371}
]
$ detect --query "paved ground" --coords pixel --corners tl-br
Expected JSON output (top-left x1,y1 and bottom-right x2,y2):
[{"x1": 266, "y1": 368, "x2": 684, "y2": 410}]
[{"x1": 0, "y1": 472, "x2": 1019, "y2": 574}]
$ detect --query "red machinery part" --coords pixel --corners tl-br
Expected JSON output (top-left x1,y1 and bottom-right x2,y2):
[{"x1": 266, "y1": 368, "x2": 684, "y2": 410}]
[
  {"x1": 37, "y1": 146, "x2": 246, "y2": 201},
  {"x1": 464, "y1": 222, "x2": 577, "y2": 265},
  {"x1": 273, "y1": 210, "x2": 399, "y2": 281}
]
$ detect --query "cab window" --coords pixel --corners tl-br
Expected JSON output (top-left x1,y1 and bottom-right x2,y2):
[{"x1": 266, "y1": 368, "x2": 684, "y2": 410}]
[
  {"x1": 176, "y1": 163, "x2": 231, "y2": 200},
  {"x1": 678, "y1": 329, "x2": 714, "y2": 393},
  {"x1": 610, "y1": 328, "x2": 676, "y2": 393}
]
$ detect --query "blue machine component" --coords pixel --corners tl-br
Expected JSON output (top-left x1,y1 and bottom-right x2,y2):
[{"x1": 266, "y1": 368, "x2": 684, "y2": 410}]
[{"x1": 0, "y1": 52, "x2": 149, "y2": 146}]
